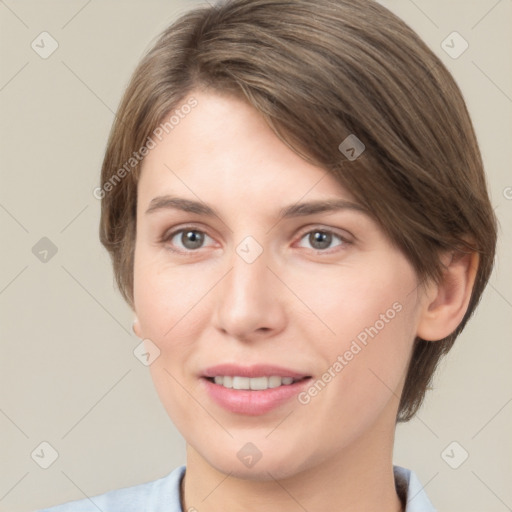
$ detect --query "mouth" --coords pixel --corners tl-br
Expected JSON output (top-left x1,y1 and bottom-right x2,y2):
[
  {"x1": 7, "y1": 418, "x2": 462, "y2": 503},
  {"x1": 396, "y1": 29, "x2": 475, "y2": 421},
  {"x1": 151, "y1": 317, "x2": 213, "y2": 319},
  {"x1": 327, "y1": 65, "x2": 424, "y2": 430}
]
[
  {"x1": 204, "y1": 375, "x2": 309, "y2": 390},
  {"x1": 200, "y1": 364, "x2": 312, "y2": 415}
]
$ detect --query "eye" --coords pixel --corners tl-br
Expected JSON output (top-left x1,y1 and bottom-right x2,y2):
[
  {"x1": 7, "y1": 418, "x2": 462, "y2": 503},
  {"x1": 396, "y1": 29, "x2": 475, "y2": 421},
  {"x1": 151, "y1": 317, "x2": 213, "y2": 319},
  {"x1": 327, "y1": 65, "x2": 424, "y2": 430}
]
[
  {"x1": 165, "y1": 228, "x2": 215, "y2": 251},
  {"x1": 296, "y1": 229, "x2": 347, "y2": 251}
]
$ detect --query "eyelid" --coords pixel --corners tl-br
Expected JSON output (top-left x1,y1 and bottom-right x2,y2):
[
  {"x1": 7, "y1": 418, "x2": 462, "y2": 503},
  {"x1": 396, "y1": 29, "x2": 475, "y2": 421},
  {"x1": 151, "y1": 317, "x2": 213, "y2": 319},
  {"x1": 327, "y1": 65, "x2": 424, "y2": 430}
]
[
  {"x1": 160, "y1": 224, "x2": 218, "y2": 251},
  {"x1": 161, "y1": 222, "x2": 211, "y2": 239},
  {"x1": 292, "y1": 226, "x2": 354, "y2": 255},
  {"x1": 294, "y1": 224, "x2": 354, "y2": 243}
]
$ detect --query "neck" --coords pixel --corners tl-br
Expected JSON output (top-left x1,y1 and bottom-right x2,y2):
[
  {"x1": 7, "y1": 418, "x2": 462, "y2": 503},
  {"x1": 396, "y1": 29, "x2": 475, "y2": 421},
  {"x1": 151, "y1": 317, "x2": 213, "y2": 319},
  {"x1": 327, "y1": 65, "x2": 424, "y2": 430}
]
[{"x1": 182, "y1": 422, "x2": 402, "y2": 512}]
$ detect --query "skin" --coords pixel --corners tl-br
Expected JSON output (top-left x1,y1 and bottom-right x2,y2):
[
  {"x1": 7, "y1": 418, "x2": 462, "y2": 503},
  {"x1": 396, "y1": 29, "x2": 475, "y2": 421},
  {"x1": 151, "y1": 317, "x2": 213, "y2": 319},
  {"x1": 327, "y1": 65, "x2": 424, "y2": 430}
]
[{"x1": 132, "y1": 89, "x2": 477, "y2": 512}]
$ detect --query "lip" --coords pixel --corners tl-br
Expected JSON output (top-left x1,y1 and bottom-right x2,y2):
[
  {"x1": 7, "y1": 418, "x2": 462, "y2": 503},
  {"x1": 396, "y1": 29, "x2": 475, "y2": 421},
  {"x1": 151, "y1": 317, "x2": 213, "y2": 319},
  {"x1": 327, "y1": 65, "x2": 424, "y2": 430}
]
[
  {"x1": 202, "y1": 364, "x2": 309, "y2": 379},
  {"x1": 201, "y1": 364, "x2": 311, "y2": 415}
]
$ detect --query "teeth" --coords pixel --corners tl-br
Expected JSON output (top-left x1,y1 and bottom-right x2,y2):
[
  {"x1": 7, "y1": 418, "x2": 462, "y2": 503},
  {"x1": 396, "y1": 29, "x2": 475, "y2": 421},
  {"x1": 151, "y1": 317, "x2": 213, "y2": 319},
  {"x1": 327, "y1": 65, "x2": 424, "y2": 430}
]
[
  {"x1": 211, "y1": 376, "x2": 299, "y2": 390},
  {"x1": 250, "y1": 377, "x2": 268, "y2": 390},
  {"x1": 268, "y1": 376, "x2": 282, "y2": 388},
  {"x1": 233, "y1": 376, "x2": 250, "y2": 389}
]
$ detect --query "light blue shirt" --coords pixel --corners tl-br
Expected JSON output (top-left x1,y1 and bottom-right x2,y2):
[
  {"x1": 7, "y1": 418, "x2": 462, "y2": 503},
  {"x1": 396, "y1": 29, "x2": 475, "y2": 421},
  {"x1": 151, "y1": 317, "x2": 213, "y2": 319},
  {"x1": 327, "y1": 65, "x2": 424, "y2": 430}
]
[{"x1": 36, "y1": 465, "x2": 436, "y2": 511}]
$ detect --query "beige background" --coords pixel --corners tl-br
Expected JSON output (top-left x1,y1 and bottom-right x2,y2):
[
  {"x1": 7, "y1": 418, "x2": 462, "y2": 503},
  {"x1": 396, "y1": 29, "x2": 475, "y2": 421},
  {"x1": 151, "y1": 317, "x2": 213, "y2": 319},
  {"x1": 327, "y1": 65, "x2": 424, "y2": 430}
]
[{"x1": 0, "y1": 1, "x2": 510, "y2": 511}]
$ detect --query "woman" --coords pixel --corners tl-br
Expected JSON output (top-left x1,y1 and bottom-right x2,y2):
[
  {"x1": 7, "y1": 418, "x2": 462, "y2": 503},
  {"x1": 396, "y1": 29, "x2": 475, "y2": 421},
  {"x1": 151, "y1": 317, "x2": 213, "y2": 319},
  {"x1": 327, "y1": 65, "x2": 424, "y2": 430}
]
[{"x1": 38, "y1": 0, "x2": 497, "y2": 510}]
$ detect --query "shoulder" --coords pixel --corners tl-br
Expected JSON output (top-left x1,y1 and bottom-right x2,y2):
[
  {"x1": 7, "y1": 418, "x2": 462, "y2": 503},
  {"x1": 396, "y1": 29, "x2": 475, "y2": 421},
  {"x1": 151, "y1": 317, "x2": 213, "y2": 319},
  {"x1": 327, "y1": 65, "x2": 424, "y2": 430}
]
[
  {"x1": 35, "y1": 465, "x2": 185, "y2": 512},
  {"x1": 394, "y1": 465, "x2": 437, "y2": 512}
]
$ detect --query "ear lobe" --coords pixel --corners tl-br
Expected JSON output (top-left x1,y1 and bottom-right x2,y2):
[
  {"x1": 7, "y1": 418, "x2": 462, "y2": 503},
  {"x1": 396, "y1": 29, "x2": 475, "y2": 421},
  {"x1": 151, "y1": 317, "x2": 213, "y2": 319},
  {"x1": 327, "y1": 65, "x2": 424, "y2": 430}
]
[
  {"x1": 133, "y1": 317, "x2": 142, "y2": 338},
  {"x1": 417, "y1": 250, "x2": 479, "y2": 342}
]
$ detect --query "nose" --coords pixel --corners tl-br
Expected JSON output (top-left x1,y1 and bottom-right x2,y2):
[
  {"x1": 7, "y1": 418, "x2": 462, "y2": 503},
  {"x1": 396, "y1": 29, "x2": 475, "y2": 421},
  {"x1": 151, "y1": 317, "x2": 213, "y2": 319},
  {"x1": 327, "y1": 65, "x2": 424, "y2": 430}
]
[{"x1": 212, "y1": 247, "x2": 287, "y2": 342}]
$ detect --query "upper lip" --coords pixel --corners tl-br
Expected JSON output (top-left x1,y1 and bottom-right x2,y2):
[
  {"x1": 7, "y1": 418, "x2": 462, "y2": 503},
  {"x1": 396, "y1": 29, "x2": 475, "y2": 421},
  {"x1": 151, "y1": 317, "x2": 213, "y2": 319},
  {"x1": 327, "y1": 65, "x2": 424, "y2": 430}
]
[{"x1": 202, "y1": 364, "x2": 310, "y2": 379}]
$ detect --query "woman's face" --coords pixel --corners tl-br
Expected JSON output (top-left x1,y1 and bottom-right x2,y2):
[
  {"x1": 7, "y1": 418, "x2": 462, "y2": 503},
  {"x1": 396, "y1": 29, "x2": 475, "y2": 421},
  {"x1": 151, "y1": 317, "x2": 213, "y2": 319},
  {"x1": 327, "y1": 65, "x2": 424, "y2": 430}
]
[{"x1": 133, "y1": 90, "x2": 426, "y2": 479}]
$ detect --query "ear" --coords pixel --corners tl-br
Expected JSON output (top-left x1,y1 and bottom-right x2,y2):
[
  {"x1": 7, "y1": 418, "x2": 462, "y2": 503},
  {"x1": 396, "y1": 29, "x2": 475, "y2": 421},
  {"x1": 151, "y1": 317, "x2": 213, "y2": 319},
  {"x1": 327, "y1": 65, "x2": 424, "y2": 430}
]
[
  {"x1": 416, "y1": 249, "x2": 479, "y2": 341},
  {"x1": 133, "y1": 317, "x2": 143, "y2": 338}
]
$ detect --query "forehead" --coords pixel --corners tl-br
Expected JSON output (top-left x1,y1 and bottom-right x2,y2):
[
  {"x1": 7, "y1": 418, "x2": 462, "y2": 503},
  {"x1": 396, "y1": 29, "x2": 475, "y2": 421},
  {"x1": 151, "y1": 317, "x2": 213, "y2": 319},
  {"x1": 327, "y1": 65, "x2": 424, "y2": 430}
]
[{"x1": 138, "y1": 90, "x2": 356, "y2": 208}]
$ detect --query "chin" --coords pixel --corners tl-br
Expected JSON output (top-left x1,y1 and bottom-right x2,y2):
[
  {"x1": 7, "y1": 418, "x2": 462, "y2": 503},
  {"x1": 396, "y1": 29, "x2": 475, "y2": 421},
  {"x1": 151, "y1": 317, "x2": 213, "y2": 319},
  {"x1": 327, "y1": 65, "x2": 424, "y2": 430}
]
[{"x1": 200, "y1": 443, "x2": 314, "y2": 482}]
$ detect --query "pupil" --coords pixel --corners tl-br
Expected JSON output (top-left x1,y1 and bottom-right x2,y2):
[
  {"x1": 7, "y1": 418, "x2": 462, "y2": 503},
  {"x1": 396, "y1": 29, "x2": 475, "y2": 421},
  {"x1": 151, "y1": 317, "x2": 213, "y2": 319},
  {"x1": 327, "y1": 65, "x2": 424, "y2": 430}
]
[
  {"x1": 310, "y1": 231, "x2": 331, "y2": 249},
  {"x1": 182, "y1": 230, "x2": 204, "y2": 249}
]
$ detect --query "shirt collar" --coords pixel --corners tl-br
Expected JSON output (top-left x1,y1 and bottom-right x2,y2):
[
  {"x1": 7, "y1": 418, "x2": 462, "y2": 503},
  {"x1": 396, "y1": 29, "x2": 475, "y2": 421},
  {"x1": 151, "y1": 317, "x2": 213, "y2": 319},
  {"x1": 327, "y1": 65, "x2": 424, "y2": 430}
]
[
  {"x1": 175, "y1": 465, "x2": 436, "y2": 512},
  {"x1": 394, "y1": 465, "x2": 437, "y2": 512}
]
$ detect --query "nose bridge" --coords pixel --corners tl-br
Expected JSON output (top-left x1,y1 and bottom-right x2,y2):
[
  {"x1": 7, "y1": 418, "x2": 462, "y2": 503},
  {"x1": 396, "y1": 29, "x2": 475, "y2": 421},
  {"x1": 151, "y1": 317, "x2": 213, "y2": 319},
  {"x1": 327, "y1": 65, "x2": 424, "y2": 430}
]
[
  {"x1": 213, "y1": 242, "x2": 285, "y2": 339},
  {"x1": 231, "y1": 247, "x2": 268, "y2": 301}
]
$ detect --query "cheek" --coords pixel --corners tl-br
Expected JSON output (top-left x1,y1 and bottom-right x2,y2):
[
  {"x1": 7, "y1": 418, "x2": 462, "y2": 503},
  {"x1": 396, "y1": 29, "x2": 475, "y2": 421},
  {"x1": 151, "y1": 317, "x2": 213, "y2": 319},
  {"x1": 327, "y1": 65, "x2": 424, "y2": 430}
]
[
  {"x1": 316, "y1": 311, "x2": 413, "y2": 448},
  {"x1": 295, "y1": 260, "x2": 419, "y2": 433},
  {"x1": 290, "y1": 255, "x2": 418, "y2": 352},
  {"x1": 133, "y1": 248, "x2": 212, "y2": 340},
  {"x1": 133, "y1": 252, "x2": 213, "y2": 430}
]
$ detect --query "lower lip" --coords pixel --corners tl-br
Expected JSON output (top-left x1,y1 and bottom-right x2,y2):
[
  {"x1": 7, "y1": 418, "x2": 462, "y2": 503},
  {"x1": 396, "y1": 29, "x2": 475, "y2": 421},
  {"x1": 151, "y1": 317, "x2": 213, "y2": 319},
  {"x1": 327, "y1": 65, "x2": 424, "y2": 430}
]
[{"x1": 201, "y1": 378, "x2": 311, "y2": 415}]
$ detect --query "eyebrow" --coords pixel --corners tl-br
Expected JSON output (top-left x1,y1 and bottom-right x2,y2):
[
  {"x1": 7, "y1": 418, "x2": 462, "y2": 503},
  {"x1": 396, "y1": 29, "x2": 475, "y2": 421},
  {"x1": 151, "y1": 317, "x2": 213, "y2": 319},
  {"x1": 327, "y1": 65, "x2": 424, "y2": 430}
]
[
  {"x1": 146, "y1": 196, "x2": 214, "y2": 216},
  {"x1": 145, "y1": 195, "x2": 367, "y2": 219},
  {"x1": 279, "y1": 198, "x2": 367, "y2": 217}
]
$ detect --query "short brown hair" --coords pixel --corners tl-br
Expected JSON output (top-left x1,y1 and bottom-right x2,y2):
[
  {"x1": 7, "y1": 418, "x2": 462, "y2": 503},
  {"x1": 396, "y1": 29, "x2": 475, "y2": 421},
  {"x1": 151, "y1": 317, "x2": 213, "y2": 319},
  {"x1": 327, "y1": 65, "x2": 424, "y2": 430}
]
[{"x1": 99, "y1": 0, "x2": 497, "y2": 421}]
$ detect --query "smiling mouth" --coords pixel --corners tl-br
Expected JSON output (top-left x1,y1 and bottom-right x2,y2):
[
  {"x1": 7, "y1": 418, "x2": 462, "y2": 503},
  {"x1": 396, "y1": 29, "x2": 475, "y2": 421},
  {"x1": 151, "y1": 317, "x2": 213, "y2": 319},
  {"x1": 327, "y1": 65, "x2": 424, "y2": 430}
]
[{"x1": 205, "y1": 375, "x2": 311, "y2": 390}]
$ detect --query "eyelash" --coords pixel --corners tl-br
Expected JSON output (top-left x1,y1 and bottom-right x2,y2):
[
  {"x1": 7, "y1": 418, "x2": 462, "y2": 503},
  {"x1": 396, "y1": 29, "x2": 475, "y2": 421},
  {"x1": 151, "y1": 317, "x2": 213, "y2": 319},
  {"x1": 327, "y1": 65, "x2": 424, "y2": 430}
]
[{"x1": 159, "y1": 225, "x2": 352, "y2": 256}]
